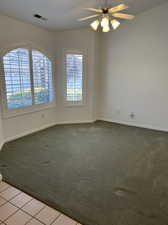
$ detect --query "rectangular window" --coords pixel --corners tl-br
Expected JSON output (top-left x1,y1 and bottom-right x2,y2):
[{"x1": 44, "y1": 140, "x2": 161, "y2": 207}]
[{"x1": 65, "y1": 52, "x2": 84, "y2": 104}]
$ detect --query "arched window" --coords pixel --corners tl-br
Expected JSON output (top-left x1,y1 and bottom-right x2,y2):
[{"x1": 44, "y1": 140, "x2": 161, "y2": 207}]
[{"x1": 2, "y1": 48, "x2": 54, "y2": 113}]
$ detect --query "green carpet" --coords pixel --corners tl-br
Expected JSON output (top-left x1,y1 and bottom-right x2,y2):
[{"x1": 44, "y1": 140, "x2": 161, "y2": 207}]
[{"x1": 1, "y1": 121, "x2": 168, "y2": 225}]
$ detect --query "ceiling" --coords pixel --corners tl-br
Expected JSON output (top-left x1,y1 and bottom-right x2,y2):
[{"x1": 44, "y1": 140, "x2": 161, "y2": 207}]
[{"x1": 0, "y1": 0, "x2": 167, "y2": 31}]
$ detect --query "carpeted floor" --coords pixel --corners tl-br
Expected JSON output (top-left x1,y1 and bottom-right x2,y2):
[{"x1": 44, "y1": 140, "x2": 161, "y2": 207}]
[{"x1": 1, "y1": 121, "x2": 168, "y2": 225}]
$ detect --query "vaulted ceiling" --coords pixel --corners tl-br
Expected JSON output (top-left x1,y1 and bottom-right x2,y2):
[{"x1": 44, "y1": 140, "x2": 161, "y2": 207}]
[{"x1": 0, "y1": 0, "x2": 167, "y2": 31}]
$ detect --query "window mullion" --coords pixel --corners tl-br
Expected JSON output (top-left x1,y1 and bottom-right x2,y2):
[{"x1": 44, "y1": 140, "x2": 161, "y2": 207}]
[{"x1": 29, "y1": 49, "x2": 35, "y2": 105}]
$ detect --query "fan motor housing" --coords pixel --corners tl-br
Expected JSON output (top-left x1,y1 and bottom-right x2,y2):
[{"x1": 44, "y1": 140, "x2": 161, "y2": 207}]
[{"x1": 102, "y1": 8, "x2": 109, "y2": 14}]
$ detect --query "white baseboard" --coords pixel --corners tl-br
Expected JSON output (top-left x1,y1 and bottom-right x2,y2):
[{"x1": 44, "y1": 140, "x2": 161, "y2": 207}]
[
  {"x1": 5, "y1": 119, "x2": 96, "y2": 143},
  {"x1": 5, "y1": 117, "x2": 168, "y2": 144},
  {"x1": 99, "y1": 117, "x2": 168, "y2": 132}
]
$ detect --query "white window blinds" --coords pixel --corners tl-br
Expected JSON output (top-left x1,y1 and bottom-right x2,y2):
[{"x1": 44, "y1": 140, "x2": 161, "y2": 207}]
[
  {"x1": 65, "y1": 53, "x2": 84, "y2": 103},
  {"x1": 2, "y1": 48, "x2": 54, "y2": 111},
  {"x1": 3, "y1": 48, "x2": 32, "y2": 109},
  {"x1": 32, "y1": 50, "x2": 53, "y2": 105}
]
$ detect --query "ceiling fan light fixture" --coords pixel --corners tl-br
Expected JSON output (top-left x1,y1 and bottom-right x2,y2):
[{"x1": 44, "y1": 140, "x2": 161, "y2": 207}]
[
  {"x1": 90, "y1": 20, "x2": 100, "y2": 31},
  {"x1": 79, "y1": 3, "x2": 134, "y2": 33},
  {"x1": 102, "y1": 24, "x2": 110, "y2": 32},
  {"x1": 101, "y1": 16, "x2": 109, "y2": 28},
  {"x1": 111, "y1": 19, "x2": 120, "y2": 30}
]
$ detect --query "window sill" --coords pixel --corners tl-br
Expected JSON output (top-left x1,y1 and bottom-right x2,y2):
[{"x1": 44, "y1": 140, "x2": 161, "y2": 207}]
[
  {"x1": 64, "y1": 102, "x2": 85, "y2": 107},
  {"x1": 2, "y1": 102, "x2": 56, "y2": 119}
]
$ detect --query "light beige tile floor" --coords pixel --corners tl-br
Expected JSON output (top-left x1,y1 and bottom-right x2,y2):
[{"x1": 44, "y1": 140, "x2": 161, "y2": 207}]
[
  {"x1": 0, "y1": 181, "x2": 81, "y2": 225},
  {"x1": 52, "y1": 215, "x2": 77, "y2": 225}
]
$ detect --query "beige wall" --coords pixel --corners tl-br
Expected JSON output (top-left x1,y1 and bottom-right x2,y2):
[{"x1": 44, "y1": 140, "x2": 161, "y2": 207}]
[
  {"x1": 99, "y1": 2, "x2": 168, "y2": 131},
  {"x1": 0, "y1": 116, "x2": 4, "y2": 149},
  {"x1": 54, "y1": 28, "x2": 98, "y2": 122},
  {"x1": 0, "y1": 14, "x2": 98, "y2": 142},
  {"x1": 0, "y1": 14, "x2": 56, "y2": 142}
]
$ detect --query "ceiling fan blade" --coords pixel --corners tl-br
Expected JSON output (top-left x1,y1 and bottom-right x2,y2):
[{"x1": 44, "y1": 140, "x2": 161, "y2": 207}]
[
  {"x1": 112, "y1": 13, "x2": 135, "y2": 20},
  {"x1": 78, "y1": 14, "x2": 100, "y2": 21},
  {"x1": 108, "y1": 4, "x2": 128, "y2": 13},
  {"x1": 85, "y1": 8, "x2": 103, "y2": 13}
]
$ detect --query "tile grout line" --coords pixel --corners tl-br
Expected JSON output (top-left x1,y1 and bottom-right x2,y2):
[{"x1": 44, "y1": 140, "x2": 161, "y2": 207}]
[
  {"x1": 0, "y1": 189, "x2": 57, "y2": 225},
  {"x1": 1, "y1": 197, "x2": 78, "y2": 225},
  {"x1": 10, "y1": 198, "x2": 33, "y2": 209},
  {"x1": 50, "y1": 213, "x2": 62, "y2": 225},
  {"x1": 24, "y1": 204, "x2": 46, "y2": 225},
  {"x1": 0, "y1": 192, "x2": 23, "y2": 223},
  {"x1": 0, "y1": 193, "x2": 33, "y2": 209},
  {"x1": 9, "y1": 192, "x2": 65, "y2": 225},
  {"x1": 2, "y1": 204, "x2": 21, "y2": 223},
  {"x1": 0, "y1": 188, "x2": 22, "y2": 202},
  {"x1": 0, "y1": 199, "x2": 8, "y2": 208},
  {"x1": 0, "y1": 191, "x2": 26, "y2": 211},
  {"x1": 0, "y1": 182, "x2": 48, "y2": 225},
  {"x1": 0, "y1": 193, "x2": 33, "y2": 223},
  {"x1": 0, "y1": 183, "x2": 80, "y2": 225},
  {"x1": 0, "y1": 185, "x2": 11, "y2": 194},
  {"x1": 24, "y1": 216, "x2": 34, "y2": 225},
  {"x1": 2, "y1": 199, "x2": 45, "y2": 225}
]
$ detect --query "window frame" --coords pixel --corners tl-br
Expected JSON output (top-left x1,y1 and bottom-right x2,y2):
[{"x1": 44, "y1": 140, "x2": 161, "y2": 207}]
[
  {"x1": 0, "y1": 44, "x2": 56, "y2": 118},
  {"x1": 63, "y1": 49, "x2": 87, "y2": 107}
]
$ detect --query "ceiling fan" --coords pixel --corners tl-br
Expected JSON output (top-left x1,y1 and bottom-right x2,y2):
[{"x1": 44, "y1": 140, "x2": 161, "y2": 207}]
[{"x1": 78, "y1": 3, "x2": 134, "y2": 32}]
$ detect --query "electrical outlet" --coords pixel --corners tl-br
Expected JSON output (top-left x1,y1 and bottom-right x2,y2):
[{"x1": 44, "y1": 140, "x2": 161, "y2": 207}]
[{"x1": 130, "y1": 113, "x2": 135, "y2": 119}]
